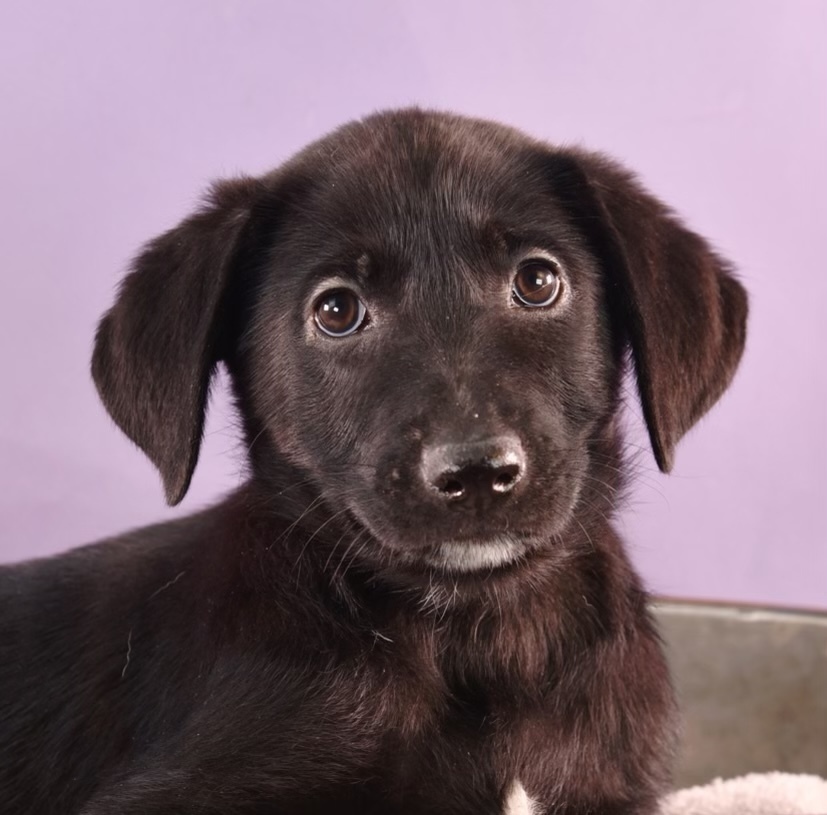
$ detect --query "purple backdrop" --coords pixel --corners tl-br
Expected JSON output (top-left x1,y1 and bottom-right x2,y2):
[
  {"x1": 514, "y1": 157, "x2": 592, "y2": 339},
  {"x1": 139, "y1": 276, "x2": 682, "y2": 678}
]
[{"x1": 1, "y1": 0, "x2": 825, "y2": 609}]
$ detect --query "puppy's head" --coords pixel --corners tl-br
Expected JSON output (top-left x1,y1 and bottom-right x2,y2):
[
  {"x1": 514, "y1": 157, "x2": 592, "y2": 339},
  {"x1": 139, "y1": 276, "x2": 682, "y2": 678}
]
[{"x1": 92, "y1": 110, "x2": 747, "y2": 574}]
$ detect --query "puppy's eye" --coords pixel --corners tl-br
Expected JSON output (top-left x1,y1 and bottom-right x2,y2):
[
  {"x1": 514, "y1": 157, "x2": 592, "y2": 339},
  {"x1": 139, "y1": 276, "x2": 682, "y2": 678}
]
[
  {"x1": 512, "y1": 258, "x2": 563, "y2": 308},
  {"x1": 314, "y1": 289, "x2": 367, "y2": 337}
]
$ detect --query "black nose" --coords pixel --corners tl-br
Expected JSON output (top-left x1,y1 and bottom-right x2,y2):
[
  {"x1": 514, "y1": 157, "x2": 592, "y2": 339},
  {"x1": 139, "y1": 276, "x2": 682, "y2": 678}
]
[{"x1": 421, "y1": 436, "x2": 526, "y2": 506}]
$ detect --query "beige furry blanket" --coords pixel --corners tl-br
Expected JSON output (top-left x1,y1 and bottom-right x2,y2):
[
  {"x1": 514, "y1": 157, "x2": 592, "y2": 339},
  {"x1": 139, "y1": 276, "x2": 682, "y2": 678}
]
[{"x1": 660, "y1": 773, "x2": 827, "y2": 815}]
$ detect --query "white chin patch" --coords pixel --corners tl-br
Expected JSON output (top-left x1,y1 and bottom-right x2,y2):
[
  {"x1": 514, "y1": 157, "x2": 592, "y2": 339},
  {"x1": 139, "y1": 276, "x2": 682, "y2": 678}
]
[{"x1": 425, "y1": 535, "x2": 526, "y2": 572}]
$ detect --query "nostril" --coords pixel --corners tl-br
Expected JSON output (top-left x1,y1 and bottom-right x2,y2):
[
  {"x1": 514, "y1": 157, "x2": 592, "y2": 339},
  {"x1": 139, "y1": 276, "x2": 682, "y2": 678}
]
[
  {"x1": 494, "y1": 473, "x2": 512, "y2": 490},
  {"x1": 436, "y1": 476, "x2": 466, "y2": 500},
  {"x1": 493, "y1": 472, "x2": 513, "y2": 492},
  {"x1": 492, "y1": 463, "x2": 521, "y2": 494}
]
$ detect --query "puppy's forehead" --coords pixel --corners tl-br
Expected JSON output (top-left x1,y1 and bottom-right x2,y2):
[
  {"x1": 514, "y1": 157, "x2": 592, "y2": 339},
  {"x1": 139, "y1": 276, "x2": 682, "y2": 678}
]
[
  {"x1": 286, "y1": 110, "x2": 552, "y2": 260},
  {"x1": 317, "y1": 110, "x2": 538, "y2": 192}
]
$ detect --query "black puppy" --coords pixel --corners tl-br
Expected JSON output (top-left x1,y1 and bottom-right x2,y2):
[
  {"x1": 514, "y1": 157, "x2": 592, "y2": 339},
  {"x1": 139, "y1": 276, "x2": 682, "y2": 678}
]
[{"x1": 0, "y1": 109, "x2": 747, "y2": 814}]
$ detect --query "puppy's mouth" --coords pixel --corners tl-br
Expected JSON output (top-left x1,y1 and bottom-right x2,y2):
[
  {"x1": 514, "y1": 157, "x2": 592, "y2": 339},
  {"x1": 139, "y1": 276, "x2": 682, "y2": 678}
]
[
  {"x1": 339, "y1": 493, "x2": 548, "y2": 574},
  {"x1": 420, "y1": 535, "x2": 532, "y2": 573}
]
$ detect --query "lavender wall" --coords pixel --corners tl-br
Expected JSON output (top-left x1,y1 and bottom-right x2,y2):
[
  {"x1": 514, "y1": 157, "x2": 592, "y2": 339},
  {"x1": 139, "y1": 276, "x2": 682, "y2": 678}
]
[{"x1": 1, "y1": 0, "x2": 824, "y2": 609}]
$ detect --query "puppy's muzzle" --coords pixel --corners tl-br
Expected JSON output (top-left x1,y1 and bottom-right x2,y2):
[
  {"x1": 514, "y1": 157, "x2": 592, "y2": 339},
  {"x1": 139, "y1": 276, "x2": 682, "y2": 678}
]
[{"x1": 421, "y1": 436, "x2": 525, "y2": 509}]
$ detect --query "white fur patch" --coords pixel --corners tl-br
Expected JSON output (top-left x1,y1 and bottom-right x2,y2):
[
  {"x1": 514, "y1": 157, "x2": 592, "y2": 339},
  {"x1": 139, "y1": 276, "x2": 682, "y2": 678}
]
[
  {"x1": 503, "y1": 780, "x2": 539, "y2": 815},
  {"x1": 424, "y1": 535, "x2": 526, "y2": 572}
]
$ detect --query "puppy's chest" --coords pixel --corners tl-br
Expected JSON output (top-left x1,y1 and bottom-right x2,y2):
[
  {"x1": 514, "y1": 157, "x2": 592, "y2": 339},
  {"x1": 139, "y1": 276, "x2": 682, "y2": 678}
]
[
  {"x1": 364, "y1": 664, "x2": 547, "y2": 814},
  {"x1": 300, "y1": 607, "x2": 560, "y2": 812},
  {"x1": 378, "y1": 697, "x2": 544, "y2": 814}
]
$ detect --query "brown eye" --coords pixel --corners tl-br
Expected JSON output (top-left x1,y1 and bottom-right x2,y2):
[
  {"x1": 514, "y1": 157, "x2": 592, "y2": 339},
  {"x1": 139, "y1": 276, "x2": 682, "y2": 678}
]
[
  {"x1": 512, "y1": 258, "x2": 563, "y2": 307},
  {"x1": 314, "y1": 289, "x2": 367, "y2": 337}
]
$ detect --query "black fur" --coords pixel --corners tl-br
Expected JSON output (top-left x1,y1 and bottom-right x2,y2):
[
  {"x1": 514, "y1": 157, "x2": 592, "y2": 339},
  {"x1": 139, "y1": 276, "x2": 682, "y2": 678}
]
[{"x1": 0, "y1": 109, "x2": 747, "y2": 814}]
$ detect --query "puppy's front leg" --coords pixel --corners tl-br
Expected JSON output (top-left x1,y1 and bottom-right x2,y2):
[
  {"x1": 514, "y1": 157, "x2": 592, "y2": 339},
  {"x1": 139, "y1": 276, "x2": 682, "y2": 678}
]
[
  {"x1": 80, "y1": 766, "x2": 335, "y2": 815},
  {"x1": 79, "y1": 750, "x2": 371, "y2": 814},
  {"x1": 78, "y1": 755, "x2": 368, "y2": 815},
  {"x1": 80, "y1": 768, "x2": 239, "y2": 815}
]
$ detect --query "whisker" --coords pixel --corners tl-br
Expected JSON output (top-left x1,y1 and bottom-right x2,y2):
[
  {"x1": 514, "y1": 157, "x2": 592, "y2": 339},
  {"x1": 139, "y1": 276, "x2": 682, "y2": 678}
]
[{"x1": 266, "y1": 494, "x2": 328, "y2": 552}]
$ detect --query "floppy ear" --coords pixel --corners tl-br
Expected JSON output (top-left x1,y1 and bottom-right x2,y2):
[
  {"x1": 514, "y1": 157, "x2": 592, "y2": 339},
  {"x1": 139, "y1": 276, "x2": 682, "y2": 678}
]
[
  {"x1": 550, "y1": 152, "x2": 748, "y2": 472},
  {"x1": 92, "y1": 177, "x2": 261, "y2": 505}
]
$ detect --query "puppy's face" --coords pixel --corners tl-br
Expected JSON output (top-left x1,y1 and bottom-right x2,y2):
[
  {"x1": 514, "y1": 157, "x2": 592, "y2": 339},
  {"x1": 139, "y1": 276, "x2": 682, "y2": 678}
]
[
  {"x1": 92, "y1": 110, "x2": 748, "y2": 576},
  {"x1": 243, "y1": 120, "x2": 617, "y2": 572}
]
